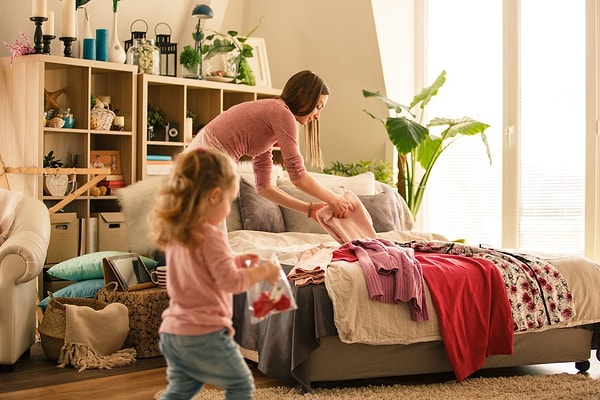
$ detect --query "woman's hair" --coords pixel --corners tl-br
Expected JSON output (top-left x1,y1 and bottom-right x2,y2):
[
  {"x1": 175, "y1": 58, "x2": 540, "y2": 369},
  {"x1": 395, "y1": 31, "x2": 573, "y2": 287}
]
[
  {"x1": 280, "y1": 70, "x2": 330, "y2": 170},
  {"x1": 150, "y1": 148, "x2": 238, "y2": 249}
]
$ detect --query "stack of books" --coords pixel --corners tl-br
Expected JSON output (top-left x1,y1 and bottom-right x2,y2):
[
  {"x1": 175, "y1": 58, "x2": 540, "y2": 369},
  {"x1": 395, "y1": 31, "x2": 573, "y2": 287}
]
[
  {"x1": 146, "y1": 154, "x2": 174, "y2": 175},
  {"x1": 97, "y1": 174, "x2": 126, "y2": 195}
]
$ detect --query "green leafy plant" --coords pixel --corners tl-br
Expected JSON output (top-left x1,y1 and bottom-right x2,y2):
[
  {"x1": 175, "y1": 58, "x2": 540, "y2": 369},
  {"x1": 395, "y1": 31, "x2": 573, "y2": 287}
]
[
  {"x1": 363, "y1": 70, "x2": 491, "y2": 219},
  {"x1": 43, "y1": 150, "x2": 63, "y2": 168},
  {"x1": 147, "y1": 104, "x2": 165, "y2": 128},
  {"x1": 179, "y1": 45, "x2": 201, "y2": 69},
  {"x1": 323, "y1": 160, "x2": 394, "y2": 186},
  {"x1": 200, "y1": 18, "x2": 263, "y2": 85}
]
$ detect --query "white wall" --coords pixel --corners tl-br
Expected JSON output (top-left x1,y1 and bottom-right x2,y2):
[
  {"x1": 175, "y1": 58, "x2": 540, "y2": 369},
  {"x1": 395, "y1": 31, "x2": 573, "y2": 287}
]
[{"x1": 1, "y1": 0, "x2": 392, "y2": 170}]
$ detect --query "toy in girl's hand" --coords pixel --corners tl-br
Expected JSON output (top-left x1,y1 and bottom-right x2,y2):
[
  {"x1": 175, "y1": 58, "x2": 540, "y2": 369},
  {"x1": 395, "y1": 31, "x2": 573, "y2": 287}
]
[{"x1": 248, "y1": 255, "x2": 297, "y2": 323}]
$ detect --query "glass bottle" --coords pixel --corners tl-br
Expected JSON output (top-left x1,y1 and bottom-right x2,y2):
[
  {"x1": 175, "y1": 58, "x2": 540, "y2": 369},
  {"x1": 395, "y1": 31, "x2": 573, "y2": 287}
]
[{"x1": 126, "y1": 38, "x2": 160, "y2": 75}]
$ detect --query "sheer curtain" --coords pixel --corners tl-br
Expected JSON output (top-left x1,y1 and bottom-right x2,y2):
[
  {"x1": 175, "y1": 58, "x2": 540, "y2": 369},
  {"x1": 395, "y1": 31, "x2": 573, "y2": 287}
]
[{"x1": 420, "y1": 0, "x2": 585, "y2": 254}]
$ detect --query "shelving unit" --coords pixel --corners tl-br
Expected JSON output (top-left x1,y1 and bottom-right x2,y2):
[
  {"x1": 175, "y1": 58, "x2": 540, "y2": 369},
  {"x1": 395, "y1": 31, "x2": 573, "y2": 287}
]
[
  {"x1": 137, "y1": 74, "x2": 281, "y2": 179},
  {"x1": 0, "y1": 55, "x2": 137, "y2": 256}
]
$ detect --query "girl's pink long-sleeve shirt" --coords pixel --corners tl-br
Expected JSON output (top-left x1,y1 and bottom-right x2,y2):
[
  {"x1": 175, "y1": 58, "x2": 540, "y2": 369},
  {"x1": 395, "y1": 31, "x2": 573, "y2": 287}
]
[
  {"x1": 187, "y1": 98, "x2": 307, "y2": 190},
  {"x1": 159, "y1": 223, "x2": 251, "y2": 336}
]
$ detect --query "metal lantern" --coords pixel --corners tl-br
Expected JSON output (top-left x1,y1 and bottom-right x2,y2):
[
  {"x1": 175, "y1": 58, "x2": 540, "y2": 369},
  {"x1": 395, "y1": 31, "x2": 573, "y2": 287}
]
[
  {"x1": 124, "y1": 19, "x2": 148, "y2": 53},
  {"x1": 154, "y1": 23, "x2": 178, "y2": 77}
]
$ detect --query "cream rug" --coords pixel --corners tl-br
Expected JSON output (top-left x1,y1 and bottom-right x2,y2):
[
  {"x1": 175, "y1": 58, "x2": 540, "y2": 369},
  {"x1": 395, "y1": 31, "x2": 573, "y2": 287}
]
[{"x1": 155, "y1": 373, "x2": 600, "y2": 399}]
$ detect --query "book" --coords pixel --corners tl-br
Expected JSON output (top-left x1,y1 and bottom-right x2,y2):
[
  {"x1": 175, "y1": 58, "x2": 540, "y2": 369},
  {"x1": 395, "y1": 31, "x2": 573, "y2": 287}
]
[
  {"x1": 147, "y1": 154, "x2": 172, "y2": 161},
  {"x1": 103, "y1": 174, "x2": 124, "y2": 181}
]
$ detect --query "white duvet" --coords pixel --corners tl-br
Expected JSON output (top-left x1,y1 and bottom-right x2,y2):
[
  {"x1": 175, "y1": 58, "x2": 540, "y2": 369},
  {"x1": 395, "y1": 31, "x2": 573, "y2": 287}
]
[{"x1": 228, "y1": 230, "x2": 600, "y2": 346}]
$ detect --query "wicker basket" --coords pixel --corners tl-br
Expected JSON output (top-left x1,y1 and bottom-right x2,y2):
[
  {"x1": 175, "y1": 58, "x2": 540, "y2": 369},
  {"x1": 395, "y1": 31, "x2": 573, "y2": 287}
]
[
  {"x1": 38, "y1": 292, "x2": 109, "y2": 361},
  {"x1": 90, "y1": 104, "x2": 116, "y2": 131}
]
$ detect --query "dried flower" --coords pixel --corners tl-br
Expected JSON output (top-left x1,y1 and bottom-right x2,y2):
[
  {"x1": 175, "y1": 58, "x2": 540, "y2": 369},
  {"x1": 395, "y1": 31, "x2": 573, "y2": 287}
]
[{"x1": 3, "y1": 32, "x2": 34, "y2": 66}]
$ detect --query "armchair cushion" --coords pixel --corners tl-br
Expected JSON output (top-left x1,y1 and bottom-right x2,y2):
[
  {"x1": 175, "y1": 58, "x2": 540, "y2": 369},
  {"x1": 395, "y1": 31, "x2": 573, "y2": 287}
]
[{"x1": 0, "y1": 188, "x2": 24, "y2": 246}]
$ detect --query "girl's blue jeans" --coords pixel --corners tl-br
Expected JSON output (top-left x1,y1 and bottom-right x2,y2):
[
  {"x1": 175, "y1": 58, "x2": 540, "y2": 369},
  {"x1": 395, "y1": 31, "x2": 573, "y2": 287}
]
[{"x1": 159, "y1": 330, "x2": 255, "y2": 400}]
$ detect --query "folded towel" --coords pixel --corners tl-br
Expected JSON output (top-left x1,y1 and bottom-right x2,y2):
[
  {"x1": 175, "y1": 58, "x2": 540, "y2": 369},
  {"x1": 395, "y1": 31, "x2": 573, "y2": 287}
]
[
  {"x1": 316, "y1": 191, "x2": 377, "y2": 244},
  {"x1": 58, "y1": 302, "x2": 136, "y2": 371}
]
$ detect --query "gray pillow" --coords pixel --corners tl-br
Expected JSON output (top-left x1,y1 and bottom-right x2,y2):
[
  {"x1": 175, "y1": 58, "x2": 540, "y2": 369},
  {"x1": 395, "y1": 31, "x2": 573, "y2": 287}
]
[
  {"x1": 358, "y1": 192, "x2": 396, "y2": 233},
  {"x1": 238, "y1": 178, "x2": 286, "y2": 233},
  {"x1": 278, "y1": 186, "x2": 328, "y2": 234}
]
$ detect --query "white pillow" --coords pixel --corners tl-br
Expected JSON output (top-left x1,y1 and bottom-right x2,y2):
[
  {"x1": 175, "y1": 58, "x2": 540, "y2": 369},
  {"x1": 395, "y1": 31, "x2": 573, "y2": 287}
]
[{"x1": 277, "y1": 171, "x2": 376, "y2": 195}]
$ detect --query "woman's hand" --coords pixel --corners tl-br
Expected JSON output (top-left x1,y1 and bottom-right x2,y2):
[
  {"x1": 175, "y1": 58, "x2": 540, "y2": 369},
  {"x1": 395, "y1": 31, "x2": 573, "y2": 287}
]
[
  {"x1": 328, "y1": 194, "x2": 353, "y2": 218},
  {"x1": 310, "y1": 202, "x2": 327, "y2": 221}
]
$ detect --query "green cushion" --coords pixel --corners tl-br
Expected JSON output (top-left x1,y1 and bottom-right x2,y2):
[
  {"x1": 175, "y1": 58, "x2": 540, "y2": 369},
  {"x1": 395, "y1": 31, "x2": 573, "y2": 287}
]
[
  {"x1": 46, "y1": 251, "x2": 159, "y2": 281},
  {"x1": 37, "y1": 279, "x2": 106, "y2": 311}
]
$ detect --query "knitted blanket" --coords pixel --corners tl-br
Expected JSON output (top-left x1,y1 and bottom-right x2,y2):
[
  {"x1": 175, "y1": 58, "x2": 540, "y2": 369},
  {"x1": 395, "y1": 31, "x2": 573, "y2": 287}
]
[{"x1": 58, "y1": 302, "x2": 136, "y2": 371}]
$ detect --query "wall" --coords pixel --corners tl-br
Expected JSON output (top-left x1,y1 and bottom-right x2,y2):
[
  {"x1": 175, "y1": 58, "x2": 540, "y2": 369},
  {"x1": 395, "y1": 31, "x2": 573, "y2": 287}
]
[{"x1": 1, "y1": 0, "x2": 391, "y2": 170}]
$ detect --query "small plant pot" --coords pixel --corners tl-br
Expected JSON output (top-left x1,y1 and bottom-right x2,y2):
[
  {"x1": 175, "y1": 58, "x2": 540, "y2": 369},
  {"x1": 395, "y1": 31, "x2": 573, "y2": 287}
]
[{"x1": 181, "y1": 64, "x2": 200, "y2": 79}]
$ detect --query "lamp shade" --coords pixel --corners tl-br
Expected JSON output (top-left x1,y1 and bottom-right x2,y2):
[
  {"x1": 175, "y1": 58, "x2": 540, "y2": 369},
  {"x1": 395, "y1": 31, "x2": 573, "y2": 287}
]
[{"x1": 192, "y1": 4, "x2": 213, "y2": 19}]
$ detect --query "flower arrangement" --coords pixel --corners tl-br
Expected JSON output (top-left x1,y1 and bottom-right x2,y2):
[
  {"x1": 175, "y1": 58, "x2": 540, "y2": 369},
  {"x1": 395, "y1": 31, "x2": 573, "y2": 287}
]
[{"x1": 3, "y1": 32, "x2": 33, "y2": 66}]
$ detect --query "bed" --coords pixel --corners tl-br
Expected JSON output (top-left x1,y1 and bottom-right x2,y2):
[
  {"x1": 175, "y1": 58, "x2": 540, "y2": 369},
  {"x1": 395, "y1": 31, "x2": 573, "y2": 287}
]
[
  {"x1": 223, "y1": 170, "x2": 600, "y2": 392},
  {"x1": 113, "y1": 168, "x2": 600, "y2": 392}
]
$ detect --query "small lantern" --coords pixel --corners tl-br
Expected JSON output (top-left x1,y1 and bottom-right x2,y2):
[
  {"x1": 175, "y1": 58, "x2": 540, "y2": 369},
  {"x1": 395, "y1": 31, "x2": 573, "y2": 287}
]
[
  {"x1": 124, "y1": 19, "x2": 148, "y2": 53},
  {"x1": 154, "y1": 23, "x2": 178, "y2": 77}
]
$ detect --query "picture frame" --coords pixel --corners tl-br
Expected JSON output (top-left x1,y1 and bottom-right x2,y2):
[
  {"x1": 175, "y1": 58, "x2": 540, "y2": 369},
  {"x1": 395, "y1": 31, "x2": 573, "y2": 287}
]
[
  {"x1": 246, "y1": 37, "x2": 272, "y2": 88},
  {"x1": 90, "y1": 150, "x2": 121, "y2": 174}
]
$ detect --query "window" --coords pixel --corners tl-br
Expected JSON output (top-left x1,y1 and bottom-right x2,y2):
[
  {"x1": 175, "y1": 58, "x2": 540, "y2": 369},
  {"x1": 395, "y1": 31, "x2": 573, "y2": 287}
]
[{"x1": 417, "y1": 0, "x2": 586, "y2": 254}]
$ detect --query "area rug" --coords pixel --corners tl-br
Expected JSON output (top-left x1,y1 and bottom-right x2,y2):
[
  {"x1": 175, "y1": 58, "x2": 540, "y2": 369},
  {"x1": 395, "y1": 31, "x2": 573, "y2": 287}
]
[{"x1": 155, "y1": 373, "x2": 600, "y2": 399}]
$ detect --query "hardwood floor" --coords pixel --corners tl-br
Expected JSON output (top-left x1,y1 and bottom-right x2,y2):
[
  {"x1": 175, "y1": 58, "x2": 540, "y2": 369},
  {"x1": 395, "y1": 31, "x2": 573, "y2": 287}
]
[{"x1": 1, "y1": 343, "x2": 598, "y2": 400}]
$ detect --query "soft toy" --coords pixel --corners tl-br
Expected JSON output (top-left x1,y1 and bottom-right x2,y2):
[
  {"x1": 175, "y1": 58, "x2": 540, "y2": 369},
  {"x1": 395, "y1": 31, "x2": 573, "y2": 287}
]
[{"x1": 89, "y1": 185, "x2": 108, "y2": 197}]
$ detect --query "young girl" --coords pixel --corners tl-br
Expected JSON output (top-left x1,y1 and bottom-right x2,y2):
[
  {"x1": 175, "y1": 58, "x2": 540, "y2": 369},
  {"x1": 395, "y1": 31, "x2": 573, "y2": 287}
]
[{"x1": 151, "y1": 147, "x2": 281, "y2": 400}]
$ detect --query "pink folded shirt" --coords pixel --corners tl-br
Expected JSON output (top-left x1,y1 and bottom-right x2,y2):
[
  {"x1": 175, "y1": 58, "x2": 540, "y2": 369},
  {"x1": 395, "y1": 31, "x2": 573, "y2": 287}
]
[{"x1": 316, "y1": 191, "x2": 377, "y2": 244}]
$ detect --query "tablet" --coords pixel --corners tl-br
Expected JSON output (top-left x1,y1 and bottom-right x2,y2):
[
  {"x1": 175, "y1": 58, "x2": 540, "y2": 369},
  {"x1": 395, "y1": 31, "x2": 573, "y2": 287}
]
[{"x1": 103, "y1": 253, "x2": 155, "y2": 291}]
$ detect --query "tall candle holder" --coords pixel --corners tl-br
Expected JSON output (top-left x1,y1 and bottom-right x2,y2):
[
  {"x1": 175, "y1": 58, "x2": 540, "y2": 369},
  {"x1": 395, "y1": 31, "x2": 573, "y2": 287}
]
[
  {"x1": 30, "y1": 16, "x2": 48, "y2": 54},
  {"x1": 59, "y1": 37, "x2": 77, "y2": 57},
  {"x1": 43, "y1": 35, "x2": 55, "y2": 54}
]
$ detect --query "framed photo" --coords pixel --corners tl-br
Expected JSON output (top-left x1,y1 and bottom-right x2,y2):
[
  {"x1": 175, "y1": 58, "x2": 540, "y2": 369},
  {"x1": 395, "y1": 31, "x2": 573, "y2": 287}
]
[
  {"x1": 246, "y1": 37, "x2": 272, "y2": 88},
  {"x1": 90, "y1": 150, "x2": 121, "y2": 174}
]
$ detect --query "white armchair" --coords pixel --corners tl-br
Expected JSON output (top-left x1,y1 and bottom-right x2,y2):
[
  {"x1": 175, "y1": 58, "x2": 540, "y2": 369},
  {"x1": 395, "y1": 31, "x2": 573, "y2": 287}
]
[{"x1": 0, "y1": 194, "x2": 50, "y2": 368}]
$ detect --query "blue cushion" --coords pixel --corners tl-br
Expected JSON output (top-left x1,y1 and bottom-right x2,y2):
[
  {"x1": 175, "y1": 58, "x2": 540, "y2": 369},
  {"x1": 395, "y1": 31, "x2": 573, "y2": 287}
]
[
  {"x1": 46, "y1": 251, "x2": 159, "y2": 281},
  {"x1": 38, "y1": 279, "x2": 106, "y2": 311}
]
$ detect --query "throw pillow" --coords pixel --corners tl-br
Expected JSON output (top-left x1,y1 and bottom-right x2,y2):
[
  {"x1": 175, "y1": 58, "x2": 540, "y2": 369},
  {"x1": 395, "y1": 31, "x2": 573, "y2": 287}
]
[
  {"x1": 238, "y1": 178, "x2": 286, "y2": 233},
  {"x1": 358, "y1": 193, "x2": 397, "y2": 233},
  {"x1": 278, "y1": 186, "x2": 328, "y2": 234},
  {"x1": 46, "y1": 251, "x2": 159, "y2": 281},
  {"x1": 277, "y1": 171, "x2": 377, "y2": 195},
  {"x1": 37, "y1": 279, "x2": 106, "y2": 311}
]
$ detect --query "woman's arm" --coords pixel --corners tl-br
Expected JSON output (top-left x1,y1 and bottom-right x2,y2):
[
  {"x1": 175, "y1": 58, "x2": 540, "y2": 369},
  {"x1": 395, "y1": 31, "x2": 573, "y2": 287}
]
[{"x1": 257, "y1": 174, "x2": 352, "y2": 218}]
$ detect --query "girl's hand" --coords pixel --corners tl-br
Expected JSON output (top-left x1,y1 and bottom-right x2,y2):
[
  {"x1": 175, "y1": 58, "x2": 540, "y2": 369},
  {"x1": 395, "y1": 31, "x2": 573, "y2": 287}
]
[
  {"x1": 242, "y1": 254, "x2": 260, "y2": 268},
  {"x1": 261, "y1": 260, "x2": 281, "y2": 285}
]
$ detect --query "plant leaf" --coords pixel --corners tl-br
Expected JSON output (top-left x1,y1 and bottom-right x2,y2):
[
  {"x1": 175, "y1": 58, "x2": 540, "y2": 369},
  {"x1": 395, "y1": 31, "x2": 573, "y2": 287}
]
[
  {"x1": 416, "y1": 135, "x2": 443, "y2": 169},
  {"x1": 385, "y1": 117, "x2": 428, "y2": 155},
  {"x1": 410, "y1": 70, "x2": 446, "y2": 110},
  {"x1": 362, "y1": 90, "x2": 412, "y2": 115}
]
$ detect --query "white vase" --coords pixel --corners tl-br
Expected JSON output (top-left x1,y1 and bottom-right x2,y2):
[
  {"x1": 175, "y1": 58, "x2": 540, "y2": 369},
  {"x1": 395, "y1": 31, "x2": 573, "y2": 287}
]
[{"x1": 108, "y1": 12, "x2": 126, "y2": 63}]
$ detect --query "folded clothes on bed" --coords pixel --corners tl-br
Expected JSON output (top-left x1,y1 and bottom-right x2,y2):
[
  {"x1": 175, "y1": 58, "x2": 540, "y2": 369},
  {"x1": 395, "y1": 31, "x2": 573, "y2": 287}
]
[{"x1": 316, "y1": 191, "x2": 376, "y2": 244}]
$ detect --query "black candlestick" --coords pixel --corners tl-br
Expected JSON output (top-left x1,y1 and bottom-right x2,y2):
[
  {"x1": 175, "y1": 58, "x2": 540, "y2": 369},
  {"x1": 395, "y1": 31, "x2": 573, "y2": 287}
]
[
  {"x1": 30, "y1": 16, "x2": 47, "y2": 54},
  {"x1": 59, "y1": 37, "x2": 77, "y2": 57},
  {"x1": 42, "y1": 35, "x2": 55, "y2": 55}
]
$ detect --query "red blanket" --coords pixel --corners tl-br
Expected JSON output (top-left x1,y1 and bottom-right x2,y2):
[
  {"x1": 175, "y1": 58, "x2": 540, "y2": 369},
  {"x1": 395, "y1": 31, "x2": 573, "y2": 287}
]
[{"x1": 418, "y1": 253, "x2": 514, "y2": 381}]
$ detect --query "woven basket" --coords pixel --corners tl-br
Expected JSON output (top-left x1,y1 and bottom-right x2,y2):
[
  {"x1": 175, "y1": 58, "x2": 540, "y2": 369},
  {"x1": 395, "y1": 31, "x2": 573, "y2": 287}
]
[
  {"x1": 38, "y1": 292, "x2": 109, "y2": 361},
  {"x1": 90, "y1": 105, "x2": 116, "y2": 130}
]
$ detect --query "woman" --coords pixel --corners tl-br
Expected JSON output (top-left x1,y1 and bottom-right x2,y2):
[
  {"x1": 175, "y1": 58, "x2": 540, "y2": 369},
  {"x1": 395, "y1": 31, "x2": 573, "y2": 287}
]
[{"x1": 185, "y1": 70, "x2": 351, "y2": 219}]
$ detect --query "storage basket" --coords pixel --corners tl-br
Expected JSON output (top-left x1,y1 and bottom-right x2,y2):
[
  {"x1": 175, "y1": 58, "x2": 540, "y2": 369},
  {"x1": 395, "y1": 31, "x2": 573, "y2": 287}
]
[
  {"x1": 38, "y1": 292, "x2": 109, "y2": 361},
  {"x1": 90, "y1": 104, "x2": 116, "y2": 130}
]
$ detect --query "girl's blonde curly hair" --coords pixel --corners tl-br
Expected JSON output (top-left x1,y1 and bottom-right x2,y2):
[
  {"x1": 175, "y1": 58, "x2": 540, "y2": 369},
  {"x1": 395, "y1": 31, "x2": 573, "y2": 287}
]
[{"x1": 150, "y1": 148, "x2": 238, "y2": 249}]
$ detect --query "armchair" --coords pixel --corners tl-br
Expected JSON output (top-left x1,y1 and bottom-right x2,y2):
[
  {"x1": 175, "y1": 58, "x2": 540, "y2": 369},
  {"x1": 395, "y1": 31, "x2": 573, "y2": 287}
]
[{"x1": 0, "y1": 194, "x2": 50, "y2": 368}]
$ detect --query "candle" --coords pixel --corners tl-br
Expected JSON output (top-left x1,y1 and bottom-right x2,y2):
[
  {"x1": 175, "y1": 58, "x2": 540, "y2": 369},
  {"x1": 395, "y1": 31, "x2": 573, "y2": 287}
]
[
  {"x1": 113, "y1": 116, "x2": 125, "y2": 127},
  {"x1": 32, "y1": 0, "x2": 47, "y2": 17},
  {"x1": 61, "y1": 0, "x2": 76, "y2": 37},
  {"x1": 46, "y1": 11, "x2": 54, "y2": 36}
]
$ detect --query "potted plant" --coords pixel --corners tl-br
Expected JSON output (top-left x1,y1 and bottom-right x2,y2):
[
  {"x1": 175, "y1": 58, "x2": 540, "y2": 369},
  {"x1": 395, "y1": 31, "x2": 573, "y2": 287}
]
[
  {"x1": 200, "y1": 19, "x2": 263, "y2": 85},
  {"x1": 179, "y1": 45, "x2": 201, "y2": 79},
  {"x1": 147, "y1": 104, "x2": 165, "y2": 141},
  {"x1": 43, "y1": 150, "x2": 68, "y2": 196},
  {"x1": 323, "y1": 160, "x2": 394, "y2": 186},
  {"x1": 363, "y1": 70, "x2": 491, "y2": 219}
]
